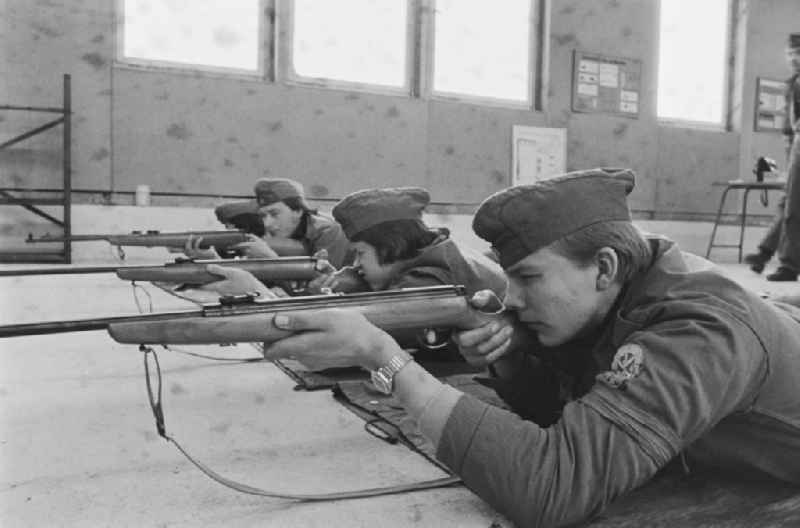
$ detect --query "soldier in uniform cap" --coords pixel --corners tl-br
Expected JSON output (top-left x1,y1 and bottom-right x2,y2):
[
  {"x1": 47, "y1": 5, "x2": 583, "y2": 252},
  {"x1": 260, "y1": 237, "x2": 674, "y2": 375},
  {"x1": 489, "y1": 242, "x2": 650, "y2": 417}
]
[
  {"x1": 260, "y1": 169, "x2": 800, "y2": 527},
  {"x1": 744, "y1": 32, "x2": 800, "y2": 280},
  {"x1": 182, "y1": 200, "x2": 266, "y2": 259},
  {"x1": 313, "y1": 187, "x2": 505, "y2": 293},
  {"x1": 234, "y1": 178, "x2": 351, "y2": 268},
  {"x1": 310, "y1": 186, "x2": 506, "y2": 355},
  {"x1": 214, "y1": 200, "x2": 265, "y2": 238}
]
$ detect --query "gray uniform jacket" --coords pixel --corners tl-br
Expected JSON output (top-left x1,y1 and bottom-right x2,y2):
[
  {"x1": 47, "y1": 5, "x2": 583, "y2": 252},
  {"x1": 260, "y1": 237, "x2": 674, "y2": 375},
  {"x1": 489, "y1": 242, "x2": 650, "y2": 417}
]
[
  {"x1": 433, "y1": 238, "x2": 800, "y2": 527},
  {"x1": 296, "y1": 212, "x2": 352, "y2": 268},
  {"x1": 389, "y1": 233, "x2": 507, "y2": 298}
]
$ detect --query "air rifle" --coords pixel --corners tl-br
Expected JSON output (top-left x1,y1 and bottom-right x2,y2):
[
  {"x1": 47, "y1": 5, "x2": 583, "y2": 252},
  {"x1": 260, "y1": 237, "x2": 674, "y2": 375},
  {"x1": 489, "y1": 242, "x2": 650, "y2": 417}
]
[
  {"x1": 0, "y1": 257, "x2": 321, "y2": 286},
  {"x1": 26, "y1": 230, "x2": 308, "y2": 257},
  {"x1": 0, "y1": 286, "x2": 505, "y2": 345}
]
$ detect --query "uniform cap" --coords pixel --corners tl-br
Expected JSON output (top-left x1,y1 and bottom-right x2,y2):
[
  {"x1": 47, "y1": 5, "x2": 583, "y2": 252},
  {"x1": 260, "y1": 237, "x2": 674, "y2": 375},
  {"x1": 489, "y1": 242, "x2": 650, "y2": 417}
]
[
  {"x1": 254, "y1": 178, "x2": 307, "y2": 207},
  {"x1": 214, "y1": 200, "x2": 259, "y2": 223},
  {"x1": 333, "y1": 187, "x2": 430, "y2": 239},
  {"x1": 472, "y1": 168, "x2": 636, "y2": 268}
]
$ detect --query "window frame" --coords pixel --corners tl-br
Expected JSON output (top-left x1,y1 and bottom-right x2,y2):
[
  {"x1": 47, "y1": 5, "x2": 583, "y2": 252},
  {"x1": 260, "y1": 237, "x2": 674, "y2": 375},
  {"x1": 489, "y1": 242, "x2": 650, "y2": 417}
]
[
  {"x1": 655, "y1": 0, "x2": 735, "y2": 130},
  {"x1": 114, "y1": 0, "x2": 271, "y2": 80},
  {"x1": 426, "y1": 0, "x2": 538, "y2": 110},
  {"x1": 112, "y1": 0, "x2": 543, "y2": 110},
  {"x1": 277, "y1": 0, "x2": 418, "y2": 97}
]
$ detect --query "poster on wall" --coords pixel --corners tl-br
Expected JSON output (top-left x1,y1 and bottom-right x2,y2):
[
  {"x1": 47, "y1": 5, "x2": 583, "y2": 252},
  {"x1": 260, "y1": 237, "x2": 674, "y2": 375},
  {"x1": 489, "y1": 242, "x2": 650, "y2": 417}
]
[
  {"x1": 511, "y1": 126, "x2": 567, "y2": 186},
  {"x1": 754, "y1": 77, "x2": 787, "y2": 132},
  {"x1": 571, "y1": 50, "x2": 642, "y2": 118}
]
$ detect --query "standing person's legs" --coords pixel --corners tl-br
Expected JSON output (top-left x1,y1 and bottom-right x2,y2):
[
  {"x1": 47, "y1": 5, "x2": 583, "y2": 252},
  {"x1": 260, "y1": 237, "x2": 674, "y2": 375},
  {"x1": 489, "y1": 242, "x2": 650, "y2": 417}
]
[
  {"x1": 761, "y1": 196, "x2": 785, "y2": 253},
  {"x1": 768, "y1": 135, "x2": 800, "y2": 281},
  {"x1": 745, "y1": 196, "x2": 784, "y2": 272}
]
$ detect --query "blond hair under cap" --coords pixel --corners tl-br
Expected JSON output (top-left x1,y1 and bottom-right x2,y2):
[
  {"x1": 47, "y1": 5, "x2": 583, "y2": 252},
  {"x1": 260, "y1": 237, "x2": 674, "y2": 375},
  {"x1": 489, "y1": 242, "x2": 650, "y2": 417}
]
[
  {"x1": 254, "y1": 178, "x2": 308, "y2": 208},
  {"x1": 332, "y1": 187, "x2": 430, "y2": 239},
  {"x1": 473, "y1": 168, "x2": 635, "y2": 268},
  {"x1": 214, "y1": 200, "x2": 259, "y2": 223}
]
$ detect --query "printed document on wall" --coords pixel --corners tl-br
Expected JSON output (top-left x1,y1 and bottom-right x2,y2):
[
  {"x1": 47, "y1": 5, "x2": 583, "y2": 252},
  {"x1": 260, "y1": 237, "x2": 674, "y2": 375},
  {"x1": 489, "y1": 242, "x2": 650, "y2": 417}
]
[{"x1": 512, "y1": 126, "x2": 567, "y2": 185}]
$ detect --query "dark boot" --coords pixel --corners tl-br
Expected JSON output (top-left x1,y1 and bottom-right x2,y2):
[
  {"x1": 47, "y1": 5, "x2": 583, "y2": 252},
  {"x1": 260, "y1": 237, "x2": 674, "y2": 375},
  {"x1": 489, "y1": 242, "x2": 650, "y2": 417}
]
[
  {"x1": 766, "y1": 267, "x2": 798, "y2": 282},
  {"x1": 743, "y1": 249, "x2": 773, "y2": 274}
]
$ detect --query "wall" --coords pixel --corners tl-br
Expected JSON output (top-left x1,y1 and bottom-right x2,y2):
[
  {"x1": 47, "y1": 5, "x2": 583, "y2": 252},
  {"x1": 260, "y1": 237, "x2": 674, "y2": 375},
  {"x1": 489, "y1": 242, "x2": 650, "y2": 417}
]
[{"x1": 1, "y1": 0, "x2": 798, "y2": 222}]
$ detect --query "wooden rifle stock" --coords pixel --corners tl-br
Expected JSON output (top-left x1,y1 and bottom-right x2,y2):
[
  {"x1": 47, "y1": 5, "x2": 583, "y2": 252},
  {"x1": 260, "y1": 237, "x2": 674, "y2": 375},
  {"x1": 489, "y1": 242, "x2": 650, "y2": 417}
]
[
  {"x1": 0, "y1": 257, "x2": 320, "y2": 281},
  {"x1": 27, "y1": 230, "x2": 248, "y2": 249},
  {"x1": 115, "y1": 257, "x2": 320, "y2": 284},
  {"x1": 107, "y1": 286, "x2": 502, "y2": 345},
  {"x1": 27, "y1": 231, "x2": 308, "y2": 256}
]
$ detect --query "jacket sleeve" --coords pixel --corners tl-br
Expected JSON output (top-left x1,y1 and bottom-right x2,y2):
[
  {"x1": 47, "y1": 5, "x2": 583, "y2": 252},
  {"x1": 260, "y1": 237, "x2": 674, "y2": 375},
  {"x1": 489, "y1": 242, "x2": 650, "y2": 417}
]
[
  {"x1": 433, "y1": 313, "x2": 767, "y2": 527},
  {"x1": 475, "y1": 350, "x2": 564, "y2": 427},
  {"x1": 308, "y1": 220, "x2": 351, "y2": 268}
]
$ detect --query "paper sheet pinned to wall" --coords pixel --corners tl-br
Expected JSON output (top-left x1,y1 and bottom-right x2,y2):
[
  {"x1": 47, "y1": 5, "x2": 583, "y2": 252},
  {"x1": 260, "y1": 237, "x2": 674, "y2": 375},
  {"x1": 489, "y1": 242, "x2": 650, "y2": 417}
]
[{"x1": 512, "y1": 126, "x2": 567, "y2": 186}]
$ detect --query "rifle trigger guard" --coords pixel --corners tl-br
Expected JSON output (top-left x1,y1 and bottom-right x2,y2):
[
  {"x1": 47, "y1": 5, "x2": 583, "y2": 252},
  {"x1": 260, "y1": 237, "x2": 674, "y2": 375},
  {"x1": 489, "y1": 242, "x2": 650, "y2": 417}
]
[{"x1": 419, "y1": 327, "x2": 451, "y2": 350}]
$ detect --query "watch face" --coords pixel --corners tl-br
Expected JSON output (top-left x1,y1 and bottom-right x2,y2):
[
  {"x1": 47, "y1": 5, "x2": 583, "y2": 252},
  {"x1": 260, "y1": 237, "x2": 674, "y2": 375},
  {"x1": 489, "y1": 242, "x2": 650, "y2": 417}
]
[{"x1": 370, "y1": 369, "x2": 392, "y2": 395}]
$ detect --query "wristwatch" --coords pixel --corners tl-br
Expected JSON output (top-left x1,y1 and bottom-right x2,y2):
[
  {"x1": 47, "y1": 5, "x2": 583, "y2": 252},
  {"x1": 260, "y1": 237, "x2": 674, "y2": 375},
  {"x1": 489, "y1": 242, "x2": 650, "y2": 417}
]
[{"x1": 370, "y1": 352, "x2": 413, "y2": 395}]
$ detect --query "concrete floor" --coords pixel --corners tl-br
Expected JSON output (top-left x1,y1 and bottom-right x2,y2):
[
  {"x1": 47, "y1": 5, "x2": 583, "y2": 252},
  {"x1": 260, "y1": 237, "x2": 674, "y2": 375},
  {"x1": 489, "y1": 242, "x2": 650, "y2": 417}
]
[
  {"x1": 1, "y1": 207, "x2": 800, "y2": 527},
  {"x1": 0, "y1": 273, "x2": 510, "y2": 527}
]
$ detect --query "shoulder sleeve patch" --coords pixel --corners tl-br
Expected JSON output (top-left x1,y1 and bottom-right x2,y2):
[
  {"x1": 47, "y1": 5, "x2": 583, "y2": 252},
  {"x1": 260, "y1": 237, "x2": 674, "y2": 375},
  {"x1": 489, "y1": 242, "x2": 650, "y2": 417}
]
[{"x1": 596, "y1": 343, "x2": 644, "y2": 390}]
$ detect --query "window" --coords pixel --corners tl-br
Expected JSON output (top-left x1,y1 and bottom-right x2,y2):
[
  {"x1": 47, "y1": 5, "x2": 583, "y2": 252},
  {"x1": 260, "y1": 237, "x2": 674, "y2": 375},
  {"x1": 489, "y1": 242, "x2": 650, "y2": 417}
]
[
  {"x1": 657, "y1": 0, "x2": 730, "y2": 124},
  {"x1": 432, "y1": 0, "x2": 532, "y2": 105},
  {"x1": 120, "y1": 0, "x2": 262, "y2": 74},
  {"x1": 290, "y1": 0, "x2": 410, "y2": 90},
  {"x1": 117, "y1": 1, "x2": 540, "y2": 108}
]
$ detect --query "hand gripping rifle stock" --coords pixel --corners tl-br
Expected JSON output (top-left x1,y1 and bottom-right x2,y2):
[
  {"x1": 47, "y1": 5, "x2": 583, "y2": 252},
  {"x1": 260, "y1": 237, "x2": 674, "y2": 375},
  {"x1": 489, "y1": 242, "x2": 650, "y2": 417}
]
[{"x1": 107, "y1": 285, "x2": 504, "y2": 345}]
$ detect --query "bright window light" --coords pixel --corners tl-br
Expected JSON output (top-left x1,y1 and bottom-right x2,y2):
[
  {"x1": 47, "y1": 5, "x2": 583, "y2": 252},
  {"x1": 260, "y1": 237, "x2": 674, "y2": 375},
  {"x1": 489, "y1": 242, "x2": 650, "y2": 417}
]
[
  {"x1": 122, "y1": 0, "x2": 260, "y2": 72},
  {"x1": 657, "y1": 0, "x2": 729, "y2": 124},
  {"x1": 292, "y1": 0, "x2": 408, "y2": 88},
  {"x1": 433, "y1": 0, "x2": 531, "y2": 103}
]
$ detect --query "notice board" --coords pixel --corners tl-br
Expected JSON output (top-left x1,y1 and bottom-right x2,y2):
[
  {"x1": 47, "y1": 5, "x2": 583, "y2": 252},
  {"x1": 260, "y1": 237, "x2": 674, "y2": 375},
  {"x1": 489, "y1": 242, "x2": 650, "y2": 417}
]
[
  {"x1": 754, "y1": 77, "x2": 787, "y2": 132},
  {"x1": 571, "y1": 50, "x2": 642, "y2": 118}
]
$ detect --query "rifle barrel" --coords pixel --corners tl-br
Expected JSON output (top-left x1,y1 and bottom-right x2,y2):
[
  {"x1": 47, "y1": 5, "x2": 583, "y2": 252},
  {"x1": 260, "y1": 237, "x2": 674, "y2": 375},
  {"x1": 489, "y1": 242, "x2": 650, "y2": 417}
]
[
  {"x1": 27, "y1": 234, "x2": 109, "y2": 243},
  {"x1": 0, "y1": 309, "x2": 202, "y2": 338},
  {"x1": 0, "y1": 266, "x2": 121, "y2": 277}
]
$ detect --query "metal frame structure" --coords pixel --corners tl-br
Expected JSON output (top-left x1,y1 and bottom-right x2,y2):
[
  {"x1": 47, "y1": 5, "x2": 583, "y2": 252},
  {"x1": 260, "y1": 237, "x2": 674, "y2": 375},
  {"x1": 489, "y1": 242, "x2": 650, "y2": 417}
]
[
  {"x1": 0, "y1": 74, "x2": 72, "y2": 263},
  {"x1": 705, "y1": 179, "x2": 785, "y2": 262}
]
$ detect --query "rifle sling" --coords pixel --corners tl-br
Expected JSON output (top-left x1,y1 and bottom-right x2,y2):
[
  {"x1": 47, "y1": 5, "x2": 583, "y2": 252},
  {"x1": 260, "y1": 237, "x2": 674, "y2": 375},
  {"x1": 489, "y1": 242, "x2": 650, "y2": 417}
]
[{"x1": 140, "y1": 345, "x2": 461, "y2": 501}]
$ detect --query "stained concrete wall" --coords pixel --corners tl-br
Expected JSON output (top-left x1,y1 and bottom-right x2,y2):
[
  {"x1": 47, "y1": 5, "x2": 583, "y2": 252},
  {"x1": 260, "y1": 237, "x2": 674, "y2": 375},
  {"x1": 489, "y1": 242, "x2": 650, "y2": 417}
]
[{"x1": 1, "y1": 0, "x2": 799, "y2": 217}]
